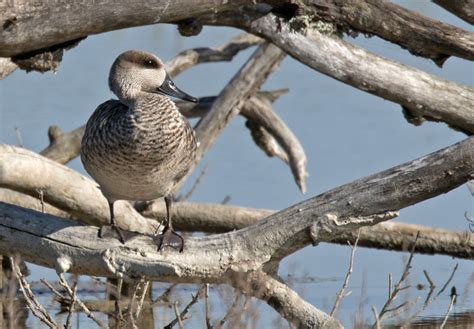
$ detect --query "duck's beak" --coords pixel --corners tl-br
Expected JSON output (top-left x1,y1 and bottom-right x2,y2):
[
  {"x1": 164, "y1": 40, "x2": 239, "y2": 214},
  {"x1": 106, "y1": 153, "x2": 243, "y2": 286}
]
[{"x1": 157, "y1": 74, "x2": 198, "y2": 103}]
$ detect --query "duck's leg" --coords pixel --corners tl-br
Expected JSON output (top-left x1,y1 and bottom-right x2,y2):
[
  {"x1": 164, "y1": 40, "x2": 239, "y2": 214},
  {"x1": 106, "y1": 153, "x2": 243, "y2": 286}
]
[
  {"x1": 156, "y1": 195, "x2": 184, "y2": 252},
  {"x1": 99, "y1": 201, "x2": 126, "y2": 243}
]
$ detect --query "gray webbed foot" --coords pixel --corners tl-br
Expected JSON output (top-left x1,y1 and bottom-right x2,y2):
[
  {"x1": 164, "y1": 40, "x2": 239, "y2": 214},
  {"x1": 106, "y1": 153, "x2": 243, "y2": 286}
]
[{"x1": 154, "y1": 227, "x2": 184, "y2": 252}]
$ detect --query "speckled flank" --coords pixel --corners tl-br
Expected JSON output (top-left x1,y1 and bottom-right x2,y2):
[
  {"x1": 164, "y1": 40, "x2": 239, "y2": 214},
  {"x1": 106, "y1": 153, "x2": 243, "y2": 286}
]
[{"x1": 80, "y1": 51, "x2": 197, "y2": 202}]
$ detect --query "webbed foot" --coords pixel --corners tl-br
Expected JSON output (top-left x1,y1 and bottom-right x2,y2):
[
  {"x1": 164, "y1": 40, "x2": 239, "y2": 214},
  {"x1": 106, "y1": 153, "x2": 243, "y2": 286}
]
[{"x1": 154, "y1": 227, "x2": 184, "y2": 252}]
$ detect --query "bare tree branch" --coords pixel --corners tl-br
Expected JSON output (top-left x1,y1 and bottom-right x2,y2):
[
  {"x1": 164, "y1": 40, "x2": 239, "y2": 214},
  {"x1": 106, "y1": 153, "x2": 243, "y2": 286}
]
[
  {"x1": 0, "y1": 58, "x2": 18, "y2": 80},
  {"x1": 2, "y1": 1, "x2": 473, "y2": 64},
  {"x1": 298, "y1": 0, "x2": 474, "y2": 66},
  {"x1": 0, "y1": 137, "x2": 471, "y2": 281},
  {"x1": 189, "y1": 42, "x2": 286, "y2": 180},
  {"x1": 0, "y1": 136, "x2": 472, "y2": 328},
  {"x1": 232, "y1": 271, "x2": 342, "y2": 328},
  {"x1": 433, "y1": 0, "x2": 474, "y2": 24},
  {"x1": 221, "y1": 10, "x2": 474, "y2": 134},
  {"x1": 0, "y1": 0, "x2": 251, "y2": 57},
  {"x1": 166, "y1": 32, "x2": 262, "y2": 77},
  {"x1": 142, "y1": 201, "x2": 474, "y2": 259}
]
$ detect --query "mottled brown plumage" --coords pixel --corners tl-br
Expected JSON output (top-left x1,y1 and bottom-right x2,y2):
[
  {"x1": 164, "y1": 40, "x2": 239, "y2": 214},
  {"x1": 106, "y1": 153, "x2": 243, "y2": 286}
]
[{"x1": 80, "y1": 50, "x2": 198, "y2": 251}]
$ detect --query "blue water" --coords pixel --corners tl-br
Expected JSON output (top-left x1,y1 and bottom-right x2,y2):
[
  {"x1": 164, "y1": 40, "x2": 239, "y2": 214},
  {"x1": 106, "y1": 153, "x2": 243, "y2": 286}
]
[{"x1": 1, "y1": 1, "x2": 473, "y2": 327}]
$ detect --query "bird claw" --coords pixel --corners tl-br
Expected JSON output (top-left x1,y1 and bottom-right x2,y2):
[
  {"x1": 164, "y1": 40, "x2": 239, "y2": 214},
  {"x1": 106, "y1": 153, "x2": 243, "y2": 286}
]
[{"x1": 154, "y1": 227, "x2": 184, "y2": 252}]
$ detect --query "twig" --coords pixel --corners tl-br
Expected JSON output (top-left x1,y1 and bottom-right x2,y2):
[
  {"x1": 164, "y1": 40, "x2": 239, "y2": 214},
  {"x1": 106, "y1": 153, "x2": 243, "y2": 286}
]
[
  {"x1": 152, "y1": 283, "x2": 178, "y2": 305},
  {"x1": 371, "y1": 305, "x2": 380, "y2": 329},
  {"x1": 64, "y1": 281, "x2": 78, "y2": 329},
  {"x1": 423, "y1": 270, "x2": 435, "y2": 289},
  {"x1": 166, "y1": 33, "x2": 262, "y2": 77},
  {"x1": 41, "y1": 279, "x2": 67, "y2": 301},
  {"x1": 440, "y1": 288, "x2": 457, "y2": 329},
  {"x1": 36, "y1": 188, "x2": 45, "y2": 213},
  {"x1": 422, "y1": 270, "x2": 436, "y2": 307},
  {"x1": 220, "y1": 196, "x2": 231, "y2": 205},
  {"x1": 126, "y1": 280, "x2": 141, "y2": 328},
  {"x1": 172, "y1": 301, "x2": 184, "y2": 329},
  {"x1": 400, "y1": 263, "x2": 459, "y2": 327},
  {"x1": 14, "y1": 126, "x2": 24, "y2": 147},
  {"x1": 134, "y1": 280, "x2": 150, "y2": 319},
  {"x1": 436, "y1": 264, "x2": 459, "y2": 297},
  {"x1": 388, "y1": 273, "x2": 392, "y2": 300},
  {"x1": 205, "y1": 284, "x2": 212, "y2": 329},
  {"x1": 330, "y1": 229, "x2": 360, "y2": 316},
  {"x1": 115, "y1": 276, "x2": 124, "y2": 322},
  {"x1": 373, "y1": 232, "x2": 420, "y2": 327},
  {"x1": 164, "y1": 285, "x2": 205, "y2": 329},
  {"x1": 10, "y1": 257, "x2": 59, "y2": 328},
  {"x1": 214, "y1": 292, "x2": 242, "y2": 329},
  {"x1": 58, "y1": 273, "x2": 106, "y2": 329}
]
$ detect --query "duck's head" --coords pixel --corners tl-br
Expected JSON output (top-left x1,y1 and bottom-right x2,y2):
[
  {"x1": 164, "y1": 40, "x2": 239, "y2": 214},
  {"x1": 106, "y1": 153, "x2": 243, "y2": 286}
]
[{"x1": 109, "y1": 50, "x2": 198, "y2": 104}]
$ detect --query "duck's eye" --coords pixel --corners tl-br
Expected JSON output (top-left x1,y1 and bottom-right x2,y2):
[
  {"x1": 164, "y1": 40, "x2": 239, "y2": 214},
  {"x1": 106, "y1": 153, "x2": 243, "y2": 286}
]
[{"x1": 144, "y1": 60, "x2": 156, "y2": 68}]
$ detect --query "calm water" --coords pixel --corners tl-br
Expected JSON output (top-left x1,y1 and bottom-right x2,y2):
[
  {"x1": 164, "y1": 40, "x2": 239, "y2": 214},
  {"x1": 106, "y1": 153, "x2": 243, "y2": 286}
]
[{"x1": 1, "y1": 1, "x2": 473, "y2": 328}]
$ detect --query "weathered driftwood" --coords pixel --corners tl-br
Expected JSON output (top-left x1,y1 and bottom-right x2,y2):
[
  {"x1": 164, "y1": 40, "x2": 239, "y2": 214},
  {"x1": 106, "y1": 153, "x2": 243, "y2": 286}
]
[
  {"x1": 0, "y1": 0, "x2": 250, "y2": 57},
  {"x1": 2, "y1": 178, "x2": 471, "y2": 260},
  {"x1": 142, "y1": 202, "x2": 474, "y2": 259},
  {"x1": 166, "y1": 32, "x2": 262, "y2": 77},
  {"x1": 219, "y1": 10, "x2": 474, "y2": 134},
  {"x1": 299, "y1": 0, "x2": 474, "y2": 66},
  {"x1": 0, "y1": 58, "x2": 17, "y2": 79},
  {"x1": 2, "y1": 137, "x2": 473, "y2": 327},
  {"x1": 2, "y1": 0, "x2": 472, "y2": 64},
  {"x1": 0, "y1": 188, "x2": 69, "y2": 219},
  {"x1": 3, "y1": 4, "x2": 473, "y2": 134},
  {"x1": 40, "y1": 125, "x2": 85, "y2": 165},
  {"x1": 433, "y1": 0, "x2": 474, "y2": 24},
  {"x1": 0, "y1": 137, "x2": 471, "y2": 280},
  {"x1": 192, "y1": 42, "x2": 286, "y2": 168}
]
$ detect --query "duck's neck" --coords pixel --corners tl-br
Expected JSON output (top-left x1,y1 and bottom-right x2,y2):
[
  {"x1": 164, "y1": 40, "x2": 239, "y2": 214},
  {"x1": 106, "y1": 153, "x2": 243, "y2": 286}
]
[{"x1": 124, "y1": 92, "x2": 179, "y2": 115}]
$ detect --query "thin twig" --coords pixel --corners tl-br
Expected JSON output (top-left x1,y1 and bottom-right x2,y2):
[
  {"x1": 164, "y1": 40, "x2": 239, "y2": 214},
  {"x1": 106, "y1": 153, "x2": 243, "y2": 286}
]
[
  {"x1": 330, "y1": 229, "x2": 360, "y2": 316},
  {"x1": 134, "y1": 281, "x2": 150, "y2": 319},
  {"x1": 152, "y1": 283, "x2": 178, "y2": 305},
  {"x1": 400, "y1": 263, "x2": 459, "y2": 327},
  {"x1": 115, "y1": 276, "x2": 124, "y2": 323},
  {"x1": 173, "y1": 301, "x2": 185, "y2": 329},
  {"x1": 440, "y1": 289, "x2": 457, "y2": 329},
  {"x1": 388, "y1": 273, "x2": 392, "y2": 300},
  {"x1": 423, "y1": 270, "x2": 435, "y2": 289},
  {"x1": 374, "y1": 232, "x2": 420, "y2": 327},
  {"x1": 165, "y1": 285, "x2": 205, "y2": 329},
  {"x1": 14, "y1": 126, "x2": 24, "y2": 147},
  {"x1": 372, "y1": 305, "x2": 380, "y2": 329},
  {"x1": 10, "y1": 257, "x2": 59, "y2": 328},
  {"x1": 436, "y1": 264, "x2": 459, "y2": 297},
  {"x1": 126, "y1": 280, "x2": 141, "y2": 328},
  {"x1": 205, "y1": 284, "x2": 212, "y2": 329},
  {"x1": 64, "y1": 281, "x2": 78, "y2": 329},
  {"x1": 36, "y1": 189, "x2": 45, "y2": 213},
  {"x1": 58, "y1": 273, "x2": 106, "y2": 328},
  {"x1": 215, "y1": 292, "x2": 242, "y2": 329},
  {"x1": 41, "y1": 279, "x2": 67, "y2": 300}
]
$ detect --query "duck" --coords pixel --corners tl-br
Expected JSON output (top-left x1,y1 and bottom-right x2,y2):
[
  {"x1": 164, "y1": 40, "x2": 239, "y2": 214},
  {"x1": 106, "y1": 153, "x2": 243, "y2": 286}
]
[{"x1": 80, "y1": 50, "x2": 198, "y2": 252}]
